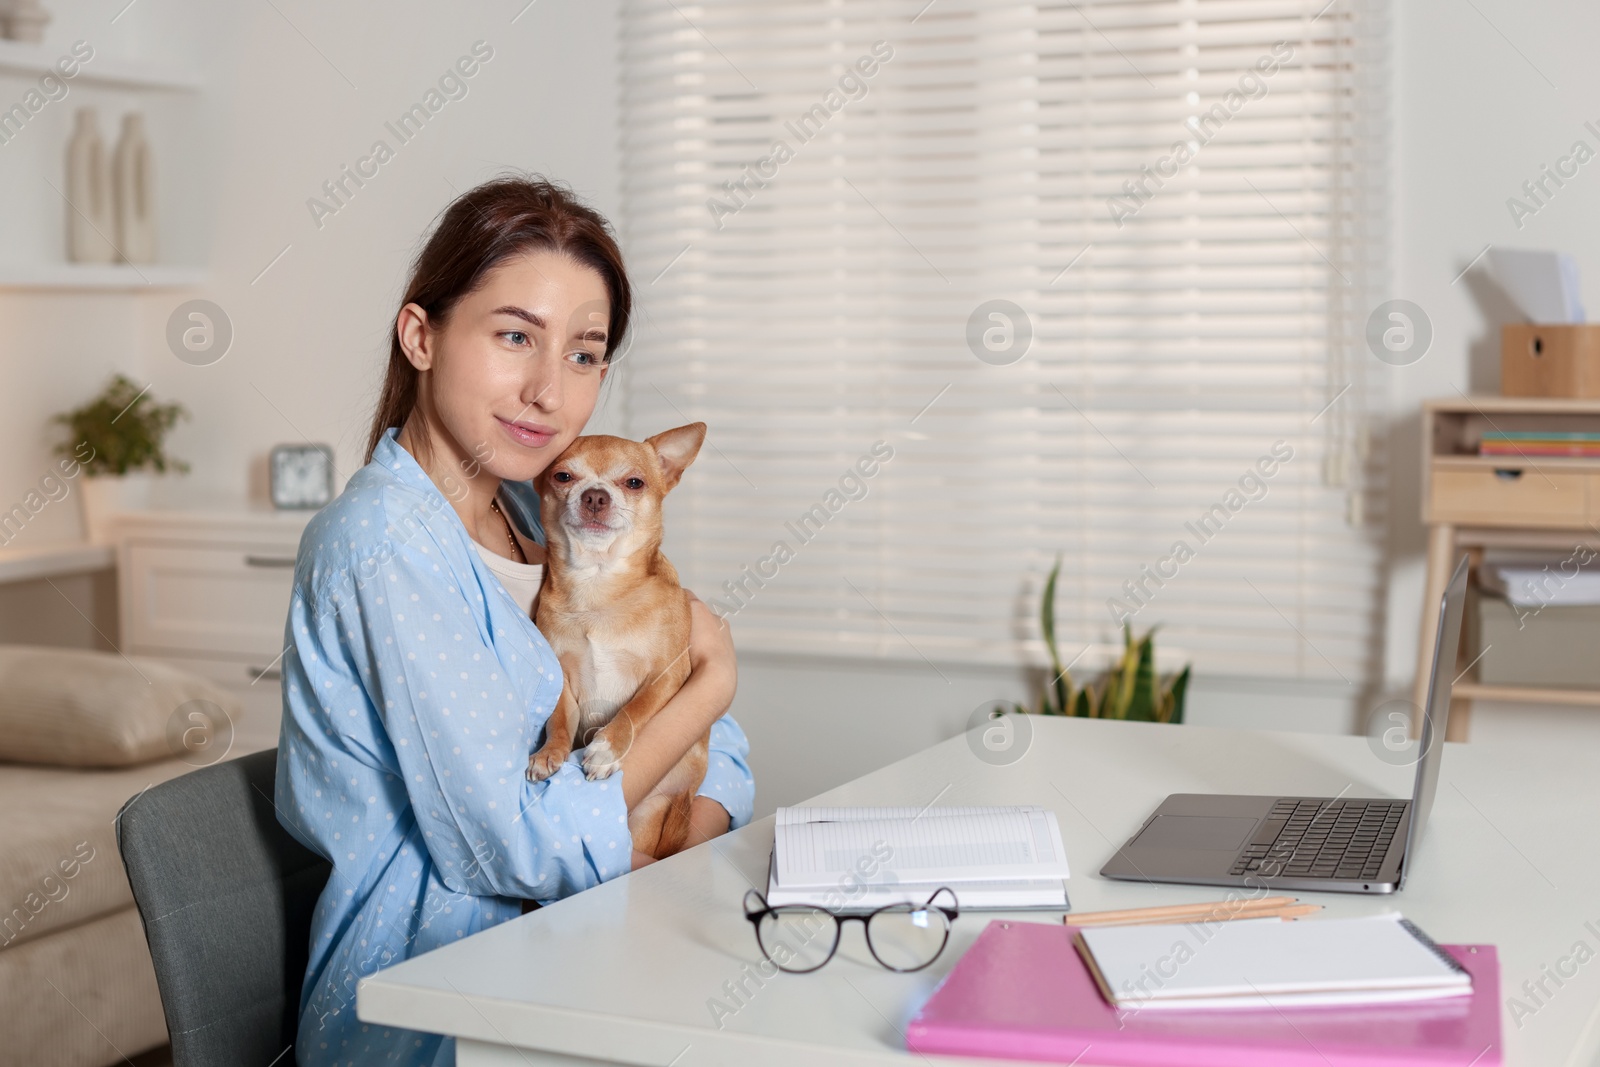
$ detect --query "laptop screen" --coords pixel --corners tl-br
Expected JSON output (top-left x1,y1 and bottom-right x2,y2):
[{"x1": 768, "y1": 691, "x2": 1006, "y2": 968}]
[{"x1": 1399, "y1": 555, "x2": 1470, "y2": 887}]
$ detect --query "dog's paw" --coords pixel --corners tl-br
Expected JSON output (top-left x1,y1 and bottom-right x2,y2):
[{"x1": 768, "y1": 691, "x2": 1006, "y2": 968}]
[
  {"x1": 582, "y1": 737, "x2": 622, "y2": 780},
  {"x1": 526, "y1": 746, "x2": 567, "y2": 782}
]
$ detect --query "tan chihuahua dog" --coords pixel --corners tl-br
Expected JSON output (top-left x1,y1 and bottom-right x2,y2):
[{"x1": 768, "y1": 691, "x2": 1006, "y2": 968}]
[{"x1": 526, "y1": 422, "x2": 709, "y2": 860}]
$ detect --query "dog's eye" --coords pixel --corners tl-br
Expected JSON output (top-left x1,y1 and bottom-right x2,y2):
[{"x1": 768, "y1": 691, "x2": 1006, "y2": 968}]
[
  {"x1": 552, "y1": 471, "x2": 573, "y2": 483},
  {"x1": 624, "y1": 477, "x2": 645, "y2": 490}
]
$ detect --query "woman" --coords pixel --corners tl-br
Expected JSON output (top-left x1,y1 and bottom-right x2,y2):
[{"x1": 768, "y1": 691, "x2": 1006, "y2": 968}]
[{"x1": 275, "y1": 177, "x2": 754, "y2": 1067}]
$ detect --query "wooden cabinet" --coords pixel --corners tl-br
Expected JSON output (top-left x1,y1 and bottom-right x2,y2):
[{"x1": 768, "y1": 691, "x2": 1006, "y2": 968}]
[
  {"x1": 1419, "y1": 398, "x2": 1600, "y2": 739},
  {"x1": 115, "y1": 508, "x2": 313, "y2": 753}
]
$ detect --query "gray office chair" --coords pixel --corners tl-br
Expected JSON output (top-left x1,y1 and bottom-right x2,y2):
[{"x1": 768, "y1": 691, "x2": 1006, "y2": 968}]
[{"x1": 117, "y1": 748, "x2": 331, "y2": 1067}]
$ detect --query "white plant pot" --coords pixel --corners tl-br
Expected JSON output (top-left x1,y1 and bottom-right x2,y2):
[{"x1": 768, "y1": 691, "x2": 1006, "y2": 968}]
[
  {"x1": 6, "y1": 0, "x2": 51, "y2": 43},
  {"x1": 77, "y1": 473, "x2": 151, "y2": 544}
]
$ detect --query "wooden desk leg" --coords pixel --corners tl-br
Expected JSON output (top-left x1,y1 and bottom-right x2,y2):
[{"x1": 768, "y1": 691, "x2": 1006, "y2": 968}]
[
  {"x1": 1445, "y1": 546, "x2": 1485, "y2": 743},
  {"x1": 1446, "y1": 694, "x2": 1472, "y2": 742},
  {"x1": 1416, "y1": 524, "x2": 1464, "y2": 735},
  {"x1": 1415, "y1": 524, "x2": 1455, "y2": 706}
]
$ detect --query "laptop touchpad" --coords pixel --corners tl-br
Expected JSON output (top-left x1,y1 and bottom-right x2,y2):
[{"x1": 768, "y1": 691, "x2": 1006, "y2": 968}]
[{"x1": 1134, "y1": 815, "x2": 1258, "y2": 851}]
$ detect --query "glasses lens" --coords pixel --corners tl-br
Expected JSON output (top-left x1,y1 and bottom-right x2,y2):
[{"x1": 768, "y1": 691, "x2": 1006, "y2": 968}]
[
  {"x1": 866, "y1": 903, "x2": 952, "y2": 971},
  {"x1": 757, "y1": 908, "x2": 838, "y2": 972}
]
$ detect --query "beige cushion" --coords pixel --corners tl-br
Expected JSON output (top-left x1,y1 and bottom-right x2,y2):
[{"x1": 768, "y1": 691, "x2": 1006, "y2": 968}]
[
  {"x1": 0, "y1": 757, "x2": 196, "y2": 950},
  {"x1": 0, "y1": 646, "x2": 244, "y2": 768},
  {"x1": 0, "y1": 906, "x2": 170, "y2": 1065}
]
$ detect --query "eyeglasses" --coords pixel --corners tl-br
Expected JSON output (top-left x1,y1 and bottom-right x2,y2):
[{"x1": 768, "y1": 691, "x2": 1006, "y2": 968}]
[{"x1": 742, "y1": 887, "x2": 960, "y2": 973}]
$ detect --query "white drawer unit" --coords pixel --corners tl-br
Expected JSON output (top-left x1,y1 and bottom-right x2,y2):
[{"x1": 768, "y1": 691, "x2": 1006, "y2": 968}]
[
  {"x1": 116, "y1": 508, "x2": 314, "y2": 752},
  {"x1": 123, "y1": 543, "x2": 298, "y2": 659},
  {"x1": 155, "y1": 652, "x2": 293, "y2": 753}
]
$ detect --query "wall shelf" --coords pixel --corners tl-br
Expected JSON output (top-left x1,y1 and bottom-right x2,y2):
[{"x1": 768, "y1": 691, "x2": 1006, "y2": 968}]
[
  {"x1": 1434, "y1": 455, "x2": 1600, "y2": 474},
  {"x1": 0, "y1": 263, "x2": 206, "y2": 290},
  {"x1": 1418, "y1": 396, "x2": 1600, "y2": 741},
  {"x1": 1453, "y1": 681, "x2": 1600, "y2": 708},
  {"x1": 0, "y1": 542, "x2": 113, "y2": 585},
  {"x1": 0, "y1": 39, "x2": 201, "y2": 91}
]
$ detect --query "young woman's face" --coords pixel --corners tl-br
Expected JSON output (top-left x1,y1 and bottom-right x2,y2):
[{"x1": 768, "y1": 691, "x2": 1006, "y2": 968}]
[{"x1": 404, "y1": 250, "x2": 612, "y2": 484}]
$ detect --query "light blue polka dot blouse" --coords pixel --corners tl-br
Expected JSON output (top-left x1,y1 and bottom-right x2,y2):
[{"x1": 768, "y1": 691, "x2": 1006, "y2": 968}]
[{"x1": 275, "y1": 429, "x2": 754, "y2": 1067}]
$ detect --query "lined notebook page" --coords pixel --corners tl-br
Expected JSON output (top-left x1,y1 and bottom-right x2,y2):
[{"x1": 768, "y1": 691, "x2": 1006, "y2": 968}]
[{"x1": 774, "y1": 805, "x2": 1070, "y2": 889}]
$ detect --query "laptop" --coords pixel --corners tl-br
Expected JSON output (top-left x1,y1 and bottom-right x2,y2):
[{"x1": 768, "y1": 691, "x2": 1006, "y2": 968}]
[{"x1": 1100, "y1": 555, "x2": 1469, "y2": 895}]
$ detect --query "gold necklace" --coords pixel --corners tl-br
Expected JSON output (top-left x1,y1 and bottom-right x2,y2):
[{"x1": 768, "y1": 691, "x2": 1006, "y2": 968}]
[{"x1": 488, "y1": 498, "x2": 525, "y2": 563}]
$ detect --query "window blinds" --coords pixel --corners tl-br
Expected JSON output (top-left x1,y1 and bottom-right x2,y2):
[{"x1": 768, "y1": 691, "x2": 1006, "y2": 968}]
[{"x1": 618, "y1": 0, "x2": 1390, "y2": 683}]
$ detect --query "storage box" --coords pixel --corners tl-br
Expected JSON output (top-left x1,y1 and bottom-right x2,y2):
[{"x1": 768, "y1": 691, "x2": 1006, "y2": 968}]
[
  {"x1": 1471, "y1": 590, "x2": 1600, "y2": 688},
  {"x1": 1502, "y1": 324, "x2": 1600, "y2": 397}
]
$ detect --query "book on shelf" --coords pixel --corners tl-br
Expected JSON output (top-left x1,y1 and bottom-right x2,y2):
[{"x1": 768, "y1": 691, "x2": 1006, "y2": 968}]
[{"x1": 1479, "y1": 430, "x2": 1600, "y2": 457}]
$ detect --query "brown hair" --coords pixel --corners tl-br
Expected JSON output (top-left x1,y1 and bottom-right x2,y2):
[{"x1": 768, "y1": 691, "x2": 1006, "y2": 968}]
[{"x1": 365, "y1": 175, "x2": 633, "y2": 461}]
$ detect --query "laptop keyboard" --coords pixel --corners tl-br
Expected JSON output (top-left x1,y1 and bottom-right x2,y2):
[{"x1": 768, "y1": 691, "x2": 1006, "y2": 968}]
[{"x1": 1227, "y1": 798, "x2": 1407, "y2": 881}]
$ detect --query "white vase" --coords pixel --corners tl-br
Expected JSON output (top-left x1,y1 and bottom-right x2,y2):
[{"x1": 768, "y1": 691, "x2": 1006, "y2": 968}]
[
  {"x1": 6, "y1": 0, "x2": 50, "y2": 42},
  {"x1": 113, "y1": 113, "x2": 156, "y2": 264},
  {"x1": 66, "y1": 108, "x2": 116, "y2": 264},
  {"x1": 77, "y1": 473, "x2": 151, "y2": 545}
]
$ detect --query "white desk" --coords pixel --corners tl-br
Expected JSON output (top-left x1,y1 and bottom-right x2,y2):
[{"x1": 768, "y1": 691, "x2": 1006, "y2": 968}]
[{"x1": 359, "y1": 717, "x2": 1600, "y2": 1066}]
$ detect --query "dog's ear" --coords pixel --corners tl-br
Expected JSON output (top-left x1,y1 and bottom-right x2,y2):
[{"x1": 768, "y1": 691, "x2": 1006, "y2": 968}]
[
  {"x1": 644, "y1": 423, "x2": 707, "y2": 491},
  {"x1": 533, "y1": 463, "x2": 558, "y2": 496}
]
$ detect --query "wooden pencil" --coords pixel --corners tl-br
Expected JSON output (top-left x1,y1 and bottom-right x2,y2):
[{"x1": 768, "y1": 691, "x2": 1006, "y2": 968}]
[
  {"x1": 1066, "y1": 896, "x2": 1300, "y2": 927},
  {"x1": 1067, "y1": 903, "x2": 1326, "y2": 928}
]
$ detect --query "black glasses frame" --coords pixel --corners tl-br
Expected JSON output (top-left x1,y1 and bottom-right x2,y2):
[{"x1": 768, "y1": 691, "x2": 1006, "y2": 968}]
[{"x1": 742, "y1": 886, "x2": 960, "y2": 974}]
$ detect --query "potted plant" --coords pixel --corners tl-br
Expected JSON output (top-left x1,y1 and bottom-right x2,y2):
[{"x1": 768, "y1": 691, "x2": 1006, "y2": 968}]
[
  {"x1": 54, "y1": 374, "x2": 188, "y2": 543},
  {"x1": 1015, "y1": 558, "x2": 1191, "y2": 723}
]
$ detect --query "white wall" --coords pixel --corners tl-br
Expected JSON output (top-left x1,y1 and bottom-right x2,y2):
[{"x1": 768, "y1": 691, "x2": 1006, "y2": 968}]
[
  {"x1": 0, "y1": 0, "x2": 626, "y2": 545},
  {"x1": 3, "y1": 0, "x2": 1593, "y2": 817},
  {"x1": 735, "y1": 650, "x2": 1361, "y2": 814},
  {"x1": 1383, "y1": 0, "x2": 1600, "y2": 699}
]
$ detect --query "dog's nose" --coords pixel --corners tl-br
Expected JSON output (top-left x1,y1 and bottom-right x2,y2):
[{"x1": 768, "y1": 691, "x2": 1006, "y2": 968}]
[{"x1": 581, "y1": 487, "x2": 610, "y2": 515}]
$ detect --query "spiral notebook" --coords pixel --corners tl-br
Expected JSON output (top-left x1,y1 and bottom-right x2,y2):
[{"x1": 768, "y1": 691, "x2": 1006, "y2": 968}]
[
  {"x1": 1076, "y1": 914, "x2": 1473, "y2": 1010},
  {"x1": 907, "y1": 919, "x2": 1502, "y2": 1067}
]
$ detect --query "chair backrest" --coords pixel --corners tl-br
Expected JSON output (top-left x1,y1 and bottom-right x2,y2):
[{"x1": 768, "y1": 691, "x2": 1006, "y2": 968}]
[{"x1": 117, "y1": 748, "x2": 331, "y2": 1067}]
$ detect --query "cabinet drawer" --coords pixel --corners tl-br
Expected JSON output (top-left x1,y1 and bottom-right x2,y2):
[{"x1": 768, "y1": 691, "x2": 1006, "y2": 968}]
[
  {"x1": 123, "y1": 542, "x2": 296, "y2": 658},
  {"x1": 144, "y1": 653, "x2": 285, "y2": 755},
  {"x1": 1429, "y1": 468, "x2": 1587, "y2": 527}
]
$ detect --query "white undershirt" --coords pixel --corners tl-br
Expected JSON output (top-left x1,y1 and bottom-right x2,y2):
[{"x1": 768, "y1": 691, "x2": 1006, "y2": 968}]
[{"x1": 474, "y1": 542, "x2": 544, "y2": 616}]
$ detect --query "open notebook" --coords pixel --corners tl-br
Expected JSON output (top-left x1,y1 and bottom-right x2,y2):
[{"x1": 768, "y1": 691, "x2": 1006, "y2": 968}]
[{"x1": 767, "y1": 805, "x2": 1071, "y2": 911}]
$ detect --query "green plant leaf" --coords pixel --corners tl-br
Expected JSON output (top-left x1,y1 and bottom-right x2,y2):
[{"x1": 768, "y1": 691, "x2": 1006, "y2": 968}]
[
  {"x1": 1072, "y1": 686, "x2": 1092, "y2": 718},
  {"x1": 1102, "y1": 625, "x2": 1134, "y2": 720},
  {"x1": 1126, "y1": 629, "x2": 1159, "y2": 721},
  {"x1": 1020, "y1": 574, "x2": 1194, "y2": 726},
  {"x1": 1163, "y1": 665, "x2": 1191, "y2": 725},
  {"x1": 53, "y1": 374, "x2": 188, "y2": 477},
  {"x1": 1039, "y1": 557, "x2": 1071, "y2": 715}
]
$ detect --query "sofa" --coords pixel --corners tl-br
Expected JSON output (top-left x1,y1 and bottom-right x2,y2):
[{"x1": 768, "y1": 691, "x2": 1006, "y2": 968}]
[{"x1": 0, "y1": 646, "x2": 248, "y2": 1067}]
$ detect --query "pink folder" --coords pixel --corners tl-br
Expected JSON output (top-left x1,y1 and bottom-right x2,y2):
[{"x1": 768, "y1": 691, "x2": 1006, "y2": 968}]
[{"x1": 906, "y1": 920, "x2": 1502, "y2": 1067}]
